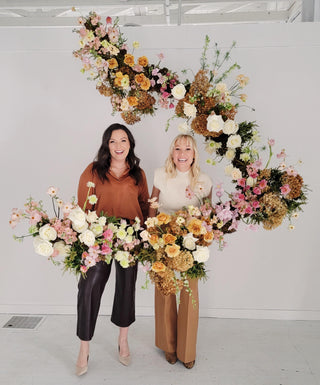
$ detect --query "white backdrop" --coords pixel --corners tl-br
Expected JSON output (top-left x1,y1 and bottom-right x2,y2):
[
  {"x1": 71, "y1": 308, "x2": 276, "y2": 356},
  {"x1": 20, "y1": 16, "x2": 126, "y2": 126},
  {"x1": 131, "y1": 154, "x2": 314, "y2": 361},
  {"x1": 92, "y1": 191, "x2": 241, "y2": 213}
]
[{"x1": 0, "y1": 21, "x2": 319, "y2": 320}]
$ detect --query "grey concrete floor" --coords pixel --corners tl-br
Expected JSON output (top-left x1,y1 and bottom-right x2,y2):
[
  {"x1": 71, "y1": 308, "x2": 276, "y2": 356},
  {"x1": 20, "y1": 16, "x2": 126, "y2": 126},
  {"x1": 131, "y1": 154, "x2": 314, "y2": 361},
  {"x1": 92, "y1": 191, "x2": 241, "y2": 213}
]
[{"x1": 0, "y1": 314, "x2": 319, "y2": 385}]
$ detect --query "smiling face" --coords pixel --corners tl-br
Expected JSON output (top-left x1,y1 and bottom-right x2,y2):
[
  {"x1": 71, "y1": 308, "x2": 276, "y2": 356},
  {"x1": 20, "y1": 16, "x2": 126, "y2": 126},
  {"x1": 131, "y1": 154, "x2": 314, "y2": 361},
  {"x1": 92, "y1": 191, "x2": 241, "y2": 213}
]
[
  {"x1": 172, "y1": 137, "x2": 195, "y2": 172},
  {"x1": 108, "y1": 129, "x2": 130, "y2": 162}
]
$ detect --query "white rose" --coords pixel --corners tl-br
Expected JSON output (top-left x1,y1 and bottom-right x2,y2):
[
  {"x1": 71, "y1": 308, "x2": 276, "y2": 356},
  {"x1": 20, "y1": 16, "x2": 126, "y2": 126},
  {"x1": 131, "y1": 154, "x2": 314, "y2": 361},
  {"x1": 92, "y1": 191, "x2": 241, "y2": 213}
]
[
  {"x1": 178, "y1": 121, "x2": 191, "y2": 134},
  {"x1": 86, "y1": 210, "x2": 98, "y2": 223},
  {"x1": 246, "y1": 177, "x2": 257, "y2": 187},
  {"x1": 115, "y1": 250, "x2": 130, "y2": 268},
  {"x1": 125, "y1": 235, "x2": 133, "y2": 243},
  {"x1": 183, "y1": 102, "x2": 197, "y2": 118},
  {"x1": 69, "y1": 206, "x2": 86, "y2": 227},
  {"x1": 224, "y1": 164, "x2": 234, "y2": 176},
  {"x1": 207, "y1": 114, "x2": 224, "y2": 133},
  {"x1": 227, "y1": 134, "x2": 242, "y2": 149},
  {"x1": 172, "y1": 83, "x2": 186, "y2": 100},
  {"x1": 39, "y1": 224, "x2": 57, "y2": 241},
  {"x1": 183, "y1": 233, "x2": 197, "y2": 251},
  {"x1": 33, "y1": 236, "x2": 54, "y2": 257},
  {"x1": 231, "y1": 167, "x2": 242, "y2": 180},
  {"x1": 79, "y1": 230, "x2": 96, "y2": 247},
  {"x1": 215, "y1": 82, "x2": 228, "y2": 94},
  {"x1": 140, "y1": 230, "x2": 150, "y2": 242},
  {"x1": 225, "y1": 149, "x2": 236, "y2": 161},
  {"x1": 72, "y1": 221, "x2": 88, "y2": 233},
  {"x1": 223, "y1": 119, "x2": 238, "y2": 135},
  {"x1": 90, "y1": 223, "x2": 104, "y2": 236},
  {"x1": 120, "y1": 98, "x2": 130, "y2": 111},
  {"x1": 53, "y1": 241, "x2": 71, "y2": 257},
  {"x1": 192, "y1": 246, "x2": 210, "y2": 263},
  {"x1": 107, "y1": 223, "x2": 118, "y2": 232}
]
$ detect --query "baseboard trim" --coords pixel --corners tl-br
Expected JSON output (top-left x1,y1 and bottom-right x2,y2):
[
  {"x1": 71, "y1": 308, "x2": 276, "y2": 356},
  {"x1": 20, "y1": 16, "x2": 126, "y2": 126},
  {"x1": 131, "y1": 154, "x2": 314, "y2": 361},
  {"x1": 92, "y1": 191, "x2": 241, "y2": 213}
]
[{"x1": 1, "y1": 304, "x2": 320, "y2": 320}]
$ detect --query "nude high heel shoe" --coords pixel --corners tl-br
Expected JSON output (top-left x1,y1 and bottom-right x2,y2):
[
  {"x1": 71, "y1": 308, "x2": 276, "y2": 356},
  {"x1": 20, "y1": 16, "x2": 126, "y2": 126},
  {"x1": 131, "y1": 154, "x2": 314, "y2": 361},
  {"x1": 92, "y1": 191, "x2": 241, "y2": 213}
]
[
  {"x1": 76, "y1": 355, "x2": 89, "y2": 376},
  {"x1": 118, "y1": 346, "x2": 131, "y2": 366}
]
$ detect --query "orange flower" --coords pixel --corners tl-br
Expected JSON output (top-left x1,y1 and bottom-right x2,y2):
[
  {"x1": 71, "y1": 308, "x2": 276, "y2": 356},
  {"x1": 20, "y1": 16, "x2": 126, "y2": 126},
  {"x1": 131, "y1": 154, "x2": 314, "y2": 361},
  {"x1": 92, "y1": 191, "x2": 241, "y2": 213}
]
[
  {"x1": 115, "y1": 71, "x2": 123, "y2": 78},
  {"x1": 187, "y1": 218, "x2": 204, "y2": 236},
  {"x1": 138, "y1": 56, "x2": 148, "y2": 67},
  {"x1": 157, "y1": 213, "x2": 171, "y2": 225},
  {"x1": 108, "y1": 58, "x2": 118, "y2": 69},
  {"x1": 165, "y1": 244, "x2": 180, "y2": 258},
  {"x1": 124, "y1": 53, "x2": 135, "y2": 67},
  {"x1": 114, "y1": 77, "x2": 122, "y2": 87},
  {"x1": 135, "y1": 73, "x2": 145, "y2": 84},
  {"x1": 127, "y1": 96, "x2": 138, "y2": 106},
  {"x1": 162, "y1": 233, "x2": 177, "y2": 244},
  {"x1": 149, "y1": 233, "x2": 159, "y2": 246},
  {"x1": 152, "y1": 261, "x2": 166, "y2": 273},
  {"x1": 203, "y1": 231, "x2": 214, "y2": 243},
  {"x1": 140, "y1": 78, "x2": 151, "y2": 91}
]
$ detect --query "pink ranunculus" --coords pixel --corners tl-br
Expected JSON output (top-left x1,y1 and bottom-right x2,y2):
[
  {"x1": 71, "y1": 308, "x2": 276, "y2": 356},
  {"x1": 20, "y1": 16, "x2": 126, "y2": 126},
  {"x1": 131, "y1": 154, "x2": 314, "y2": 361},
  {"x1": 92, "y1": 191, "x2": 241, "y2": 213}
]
[
  {"x1": 238, "y1": 193, "x2": 245, "y2": 201},
  {"x1": 280, "y1": 184, "x2": 291, "y2": 196},
  {"x1": 252, "y1": 200, "x2": 260, "y2": 209},
  {"x1": 245, "y1": 206, "x2": 253, "y2": 214},
  {"x1": 101, "y1": 243, "x2": 112, "y2": 255},
  {"x1": 253, "y1": 187, "x2": 261, "y2": 195},
  {"x1": 238, "y1": 178, "x2": 246, "y2": 188},
  {"x1": 132, "y1": 64, "x2": 143, "y2": 72},
  {"x1": 103, "y1": 228, "x2": 113, "y2": 241}
]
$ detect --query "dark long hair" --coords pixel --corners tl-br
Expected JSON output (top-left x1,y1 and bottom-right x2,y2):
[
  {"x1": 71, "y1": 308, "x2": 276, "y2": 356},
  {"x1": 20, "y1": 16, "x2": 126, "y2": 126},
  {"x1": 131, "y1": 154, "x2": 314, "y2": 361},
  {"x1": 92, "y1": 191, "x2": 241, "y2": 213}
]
[{"x1": 92, "y1": 123, "x2": 142, "y2": 184}]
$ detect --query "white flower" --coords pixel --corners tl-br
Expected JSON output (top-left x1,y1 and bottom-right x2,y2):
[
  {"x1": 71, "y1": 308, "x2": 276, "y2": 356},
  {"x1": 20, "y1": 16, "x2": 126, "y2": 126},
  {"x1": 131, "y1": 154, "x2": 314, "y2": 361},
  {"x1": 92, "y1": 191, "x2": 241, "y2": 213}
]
[
  {"x1": 246, "y1": 177, "x2": 257, "y2": 187},
  {"x1": 124, "y1": 235, "x2": 133, "y2": 243},
  {"x1": 183, "y1": 233, "x2": 198, "y2": 250},
  {"x1": 292, "y1": 212, "x2": 299, "y2": 219},
  {"x1": 207, "y1": 114, "x2": 224, "y2": 133},
  {"x1": 288, "y1": 224, "x2": 295, "y2": 231},
  {"x1": 116, "y1": 228, "x2": 127, "y2": 240},
  {"x1": 176, "y1": 216, "x2": 185, "y2": 226},
  {"x1": 86, "y1": 181, "x2": 95, "y2": 188},
  {"x1": 115, "y1": 250, "x2": 130, "y2": 268},
  {"x1": 224, "y1": 164, "x2": 234, "y2": 176},
  {"x1": 183, "y1": 102, "x2": 197, "y2": 118},
  {"x1": 39, "y1": 224, "x2": 57, "y2": 241},
  {"x1": 88, "y1": 195, "x2": 98, "y2": 205},
  {"x1": 223, "y1": 119, "x2": 238, "y2": 135},
  {"x1": 69, "y1": 206, "x2": 87, "y2": 227},
  {"x1": 140, "y1": 230, "x2": 150, "y2": 242},
  {"x1": 231, "y1": 167, "x2": 242, "y2": 180},
  {"x1": 107, "y1": 223, "x2": 118, "y2": 232},
  {"x1": 187, "y1": 205, "x2": 201, "y2": 217},
  {"x1": 225, "y1": 149, "x2": 236, "y2": 161},
  {"x1": 79, "y1": 230, "x2": 96, "y2": 247},
  {"x1": 227, "y1": 134, "x2": 242, "y2": 149},
  {"x1": 120, "y1": 98, "x2": 130, "y2": 111},
  {"x1": 98, "y1": 216, "x2": 107, "y2": 226},
  {"x1": 86, "y1": 210, "x2": 98, "y2": 223},
  {"x1": 240, "y1": 153, "x2": 251, "y2": 162},
  {"x1": 178, "y1": 121, "x2": 191, "y2": 134},
  {"x1": 279, "y1": 163, "x2": 286, "y2": 171},
  {"x1": 90, "y1": 223, "x2": 104, "y2": 236},
  {"x1": 192, "y1": 246, "x2": 210, "y2": 263},
  {"x1": 72, "y1": 221, "x2": 88, "y2": 233},
  {"x1": 53, "y1": 241, "x2": 70, "y2": 257},
  {"x1": 33, "y1": 236, "x2": 54, "y2": 257},
  {"x1": 56, "y1": 199, "x2": 64, "y2": 208},
  {"x1": 47, "y1": 186, "x2": 58, "y2": 197},
  {"x1": 172, "y1": 83, "x2": 186, "y2": 100},
  {"x1": 145, "y1": 217, "x2": 158, "y2": 228},
  {"x1": 215, "y1": 82, "x2": 228, "y2": 94}
]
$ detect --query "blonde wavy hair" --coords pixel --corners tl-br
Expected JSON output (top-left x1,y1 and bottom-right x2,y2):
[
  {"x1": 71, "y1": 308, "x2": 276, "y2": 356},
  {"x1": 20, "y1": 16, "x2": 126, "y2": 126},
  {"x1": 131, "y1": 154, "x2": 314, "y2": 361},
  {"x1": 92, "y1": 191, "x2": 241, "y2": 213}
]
[{"x1": 164, "y1": 134, "x2": 200, "y2": 189}]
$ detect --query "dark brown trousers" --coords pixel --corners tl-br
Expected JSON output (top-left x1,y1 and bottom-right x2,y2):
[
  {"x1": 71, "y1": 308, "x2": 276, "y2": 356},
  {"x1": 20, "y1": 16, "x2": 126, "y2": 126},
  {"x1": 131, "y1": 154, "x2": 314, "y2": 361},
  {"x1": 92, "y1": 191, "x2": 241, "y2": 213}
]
[{"x1": 77, "y1": 260, "x2": 138, "y2": 341}]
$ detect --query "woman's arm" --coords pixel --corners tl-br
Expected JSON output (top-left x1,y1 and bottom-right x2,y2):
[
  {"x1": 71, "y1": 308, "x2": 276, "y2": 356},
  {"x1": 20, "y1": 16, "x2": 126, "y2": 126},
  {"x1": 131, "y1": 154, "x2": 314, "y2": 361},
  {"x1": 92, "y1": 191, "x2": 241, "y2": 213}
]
[{"x1": 148, "y1": 186, "x2": 160, "y2": 217}]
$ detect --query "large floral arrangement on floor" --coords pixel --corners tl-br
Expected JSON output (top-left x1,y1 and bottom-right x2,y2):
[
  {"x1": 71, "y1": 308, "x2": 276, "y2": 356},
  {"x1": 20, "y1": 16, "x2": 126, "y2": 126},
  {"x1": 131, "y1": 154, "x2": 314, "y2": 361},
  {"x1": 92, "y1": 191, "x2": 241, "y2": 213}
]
[
  {"x1": 136, "y1": 194, "x2": 240, "y2": 295},
  {"x1": 73, "y1": 12, "x2": 179, "y2": 125},
  {"x1": 9, "y1": 183, "x2": 142, "y2": 276}
]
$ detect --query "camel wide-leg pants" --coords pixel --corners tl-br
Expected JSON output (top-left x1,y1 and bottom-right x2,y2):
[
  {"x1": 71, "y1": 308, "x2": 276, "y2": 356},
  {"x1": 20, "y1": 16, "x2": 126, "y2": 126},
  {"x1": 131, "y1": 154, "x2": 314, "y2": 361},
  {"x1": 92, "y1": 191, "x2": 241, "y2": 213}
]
[
  {"x1": 154, "y1": 278, "x2": 199, "y2": 363},
  {"x1": 77, "y1": 260, "x2": 138, "y2": 341}
]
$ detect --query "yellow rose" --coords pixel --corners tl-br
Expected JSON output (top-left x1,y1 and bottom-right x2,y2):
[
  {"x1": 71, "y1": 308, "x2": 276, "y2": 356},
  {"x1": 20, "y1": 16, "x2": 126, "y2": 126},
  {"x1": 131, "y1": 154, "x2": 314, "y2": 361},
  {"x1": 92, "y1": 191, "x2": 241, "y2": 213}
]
[
  {"x1": 124, "y1": 53, "x2": 135, "y2": 67},
  {"x1": 138, "y1": 56, "x2": 148, "y2": 67}
]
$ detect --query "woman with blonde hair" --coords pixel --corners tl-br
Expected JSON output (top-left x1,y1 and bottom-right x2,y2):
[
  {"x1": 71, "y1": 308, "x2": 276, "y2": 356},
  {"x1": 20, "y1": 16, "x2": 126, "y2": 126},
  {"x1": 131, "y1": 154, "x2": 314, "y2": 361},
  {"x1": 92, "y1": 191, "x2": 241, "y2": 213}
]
[{"x1": 149, "y1": 134, "x2": 212, "y2": 369}]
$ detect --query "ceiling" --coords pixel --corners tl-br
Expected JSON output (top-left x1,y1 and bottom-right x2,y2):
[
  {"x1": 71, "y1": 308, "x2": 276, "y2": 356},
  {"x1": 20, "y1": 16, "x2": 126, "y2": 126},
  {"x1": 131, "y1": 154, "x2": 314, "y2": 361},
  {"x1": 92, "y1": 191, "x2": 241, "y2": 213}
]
[{"x1": 0, "y1": 0, "x2": 310, "y2": 26}]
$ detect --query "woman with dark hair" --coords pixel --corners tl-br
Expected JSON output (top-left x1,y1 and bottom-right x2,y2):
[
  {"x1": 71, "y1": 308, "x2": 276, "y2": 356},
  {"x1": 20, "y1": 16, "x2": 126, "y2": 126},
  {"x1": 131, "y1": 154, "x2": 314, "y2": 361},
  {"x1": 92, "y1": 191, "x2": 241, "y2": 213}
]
[{"x1": 75, "y1": 123, "x2": 149, "y2": 375}]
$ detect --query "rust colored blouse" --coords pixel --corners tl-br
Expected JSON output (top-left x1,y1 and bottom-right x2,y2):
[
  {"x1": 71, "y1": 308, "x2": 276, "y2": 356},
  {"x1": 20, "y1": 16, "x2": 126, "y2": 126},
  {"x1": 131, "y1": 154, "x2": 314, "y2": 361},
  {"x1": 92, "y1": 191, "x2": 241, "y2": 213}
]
[{"x1": 77, "y1": 163, "x2": 150, "y2": 222}]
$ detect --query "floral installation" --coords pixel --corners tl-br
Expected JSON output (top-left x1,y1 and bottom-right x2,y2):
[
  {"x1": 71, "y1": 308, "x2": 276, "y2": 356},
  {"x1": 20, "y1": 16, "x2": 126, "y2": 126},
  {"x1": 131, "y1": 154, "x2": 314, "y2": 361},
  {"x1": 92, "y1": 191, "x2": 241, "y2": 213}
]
[
  {"x1": 9, "y1": 182, "x2": 142, "y2": 276},
  {"x1": 73, "y1": 11, "x2": 179, "y2": 125}
]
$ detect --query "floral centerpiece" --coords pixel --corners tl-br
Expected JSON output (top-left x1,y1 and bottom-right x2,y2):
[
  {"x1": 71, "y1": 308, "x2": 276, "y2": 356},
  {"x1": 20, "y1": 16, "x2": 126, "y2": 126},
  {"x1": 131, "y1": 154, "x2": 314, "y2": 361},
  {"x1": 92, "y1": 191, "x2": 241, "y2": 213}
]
[
  {"x1": 73, "y1": 11, "x2": 179, "y2": 125},
  {"x1": 9, "y1": 183, "x2": 142, "y2": 276}
]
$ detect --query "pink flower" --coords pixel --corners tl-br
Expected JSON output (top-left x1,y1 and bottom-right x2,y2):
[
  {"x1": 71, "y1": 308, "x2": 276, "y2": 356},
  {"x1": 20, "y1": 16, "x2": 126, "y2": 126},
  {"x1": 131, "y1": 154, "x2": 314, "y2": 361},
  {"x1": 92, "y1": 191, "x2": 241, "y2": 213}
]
[
  {"x1": 252, "y1": 200, "x2": 260, "y2": 209},
  {"x1": 132, "y1": 64, "x2": 143, "y2": 72},
  {"x1": 253, "y1": 187, "x2": 261, "y2": 195},
  {"x1": 108, "y1": 27, "x2": 119, "y2": 43},
  {"x1": 79, "y1": 27, "x2": 88, "y2": 38},
  {"x1": 29, "y1": 210, "x2": 42, "y2": 225},
  {"x1": 259, "y1": 179, "x2": 267, "y2": 189},
  {"x1": 140, "y1": 261, "x2": 151, "y2": 272},
  {"x1": 121, "y1": 43, "x2": 128, "y2": 51},
  {"x1": 152, "y1": 68, "x2": 159, "y2": 76},
  {"x1": 268, "y1": 138, "x2": 275, "y2": 146},
  {"x1": 286, "y1": 166, "x2": 297, "y2": 177},
  {"x1": 80, "y1": 265, "x2": 88, "y2": 273},
  {"x1": 150, "y1": 79, "x2": 156, "y2": 87},
  {"x1": 103, "y1": 228, "x2": 113, "y2": 241},
  {"x1": 245, "y1": 206, "x2": 253, "y2": 214},
  {"x1": 280, "y1": 184, "x2": 291, "y2": 196},
  {"x1": 246, "y1": 224, "x2": 259, "y2": 231},
  {"x1": 157, "y1": 53, "x2": 164, "y2": 61},
  {"x1": 277, "y1": 149, "x2": 286, "y2": 159},
  {"x1": 238, "y1": 178, "x2": 246, "y2": 188},
  {"x1": 161, "y1": 91, "x2": 170, "y2": 98},
  {"x1": 101, "y1": 243, "x2": 112, "y2": 255},
  {"x1": 47, "y1": 186, "x2": 58, "y2": 197},
  {"x1": 169, "y1": 102, "x2": 174, "y2": 109},
  {"x1": 106, "y1": 16, "x2": 112, "y2": 24}
]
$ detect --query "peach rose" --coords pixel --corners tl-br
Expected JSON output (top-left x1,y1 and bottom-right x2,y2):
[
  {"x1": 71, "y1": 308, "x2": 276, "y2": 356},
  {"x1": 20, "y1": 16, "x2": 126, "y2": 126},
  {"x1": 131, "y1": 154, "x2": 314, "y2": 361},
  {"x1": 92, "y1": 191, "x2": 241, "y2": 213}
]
[
  {"x1": 187, "y1": 218, "x2": 204, "y2": 236},
  {"x1": 127, "y1": 96, "x2": 138, "y2": 106},
  {"x1": 203, "y1": 231, "x2": 214, "y2": 243},
  {"x1": 124, "y1": 53, "x2": 135, "y2": 67},
  {"x1": 162, "y1": 233, "x2": 177, "y2": 245},
  {"x1": 108, "y1": 58, "x2": 118, "y2": 69},
  {"x1": 140, "y1": 78, "x2": 151, "y2": 91},
  {"x1": 151, "y1": 261, "x2": 166, "y2": 273},
  {"x1": 138, "y1": 56, "x2": 148, "y2": 67},
  {"x1": 157, "y1": 213, "x2": 171, "y2": 225},
  {"x1": 149, "y1": 233, "x2": 159, "y2": 246},
  {"x1": 165, "y1": 244, "x2": 180, "y2": 258},
  {"x1": 134, "y1": 73, "x2": 145, "y2": 84}
]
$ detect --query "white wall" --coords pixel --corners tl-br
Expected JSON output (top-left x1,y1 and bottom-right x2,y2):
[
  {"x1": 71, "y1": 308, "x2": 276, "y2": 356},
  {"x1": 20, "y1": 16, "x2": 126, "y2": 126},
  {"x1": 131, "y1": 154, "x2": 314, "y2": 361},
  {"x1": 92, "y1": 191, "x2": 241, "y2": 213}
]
[{"x1": 0, "y1": 22, "x2": 319, "y2": 320}]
